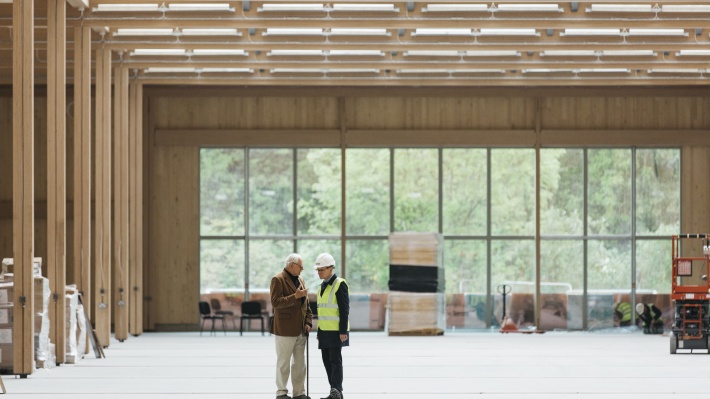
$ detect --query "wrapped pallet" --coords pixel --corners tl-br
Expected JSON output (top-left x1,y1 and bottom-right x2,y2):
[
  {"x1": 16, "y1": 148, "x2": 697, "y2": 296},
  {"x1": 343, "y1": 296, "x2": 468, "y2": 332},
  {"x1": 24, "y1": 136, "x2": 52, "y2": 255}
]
[
  {"x1": 388, "y1": 233, "x2": 445, "y2": 293},
  {"x1": 34, "y1": 276, "x2": 52, "y2": 369},
  {"x1": 65, "y1": 286, "x2": 80, "y2": 364},
  {"x1": 0, "y1": 304, "x2": 13, "y2": 371},
  {"x1": 386, "y1": 292, "x2": 446, "y2": 336}
]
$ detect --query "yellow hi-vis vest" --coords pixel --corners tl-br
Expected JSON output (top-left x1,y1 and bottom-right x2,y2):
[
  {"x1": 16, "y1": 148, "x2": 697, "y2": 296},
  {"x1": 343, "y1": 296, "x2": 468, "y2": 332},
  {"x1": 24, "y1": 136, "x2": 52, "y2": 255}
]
[{"x1": 317, "y1": 278, "x2": 350, "y2": 332}]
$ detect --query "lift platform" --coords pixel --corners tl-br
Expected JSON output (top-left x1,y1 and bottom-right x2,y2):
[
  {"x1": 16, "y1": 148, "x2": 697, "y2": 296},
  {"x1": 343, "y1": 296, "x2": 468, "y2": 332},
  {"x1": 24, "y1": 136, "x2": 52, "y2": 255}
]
[{"x1": 670, "y1": 234, "x2": 710, "y2": 354}]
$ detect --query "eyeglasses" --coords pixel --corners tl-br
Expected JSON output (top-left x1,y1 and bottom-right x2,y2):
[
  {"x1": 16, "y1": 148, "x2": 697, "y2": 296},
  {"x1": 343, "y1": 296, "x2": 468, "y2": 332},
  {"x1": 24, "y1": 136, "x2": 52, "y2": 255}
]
[{"x1": 290, "y1": 262, "x2": 303, "y2": 268}]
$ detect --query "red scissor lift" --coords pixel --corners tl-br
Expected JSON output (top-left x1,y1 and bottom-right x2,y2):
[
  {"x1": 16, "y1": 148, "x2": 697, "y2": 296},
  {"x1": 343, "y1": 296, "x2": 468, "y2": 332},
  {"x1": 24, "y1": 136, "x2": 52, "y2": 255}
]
[{"x1": 670, "y1": 234, "x2": 710, "y2": 354}]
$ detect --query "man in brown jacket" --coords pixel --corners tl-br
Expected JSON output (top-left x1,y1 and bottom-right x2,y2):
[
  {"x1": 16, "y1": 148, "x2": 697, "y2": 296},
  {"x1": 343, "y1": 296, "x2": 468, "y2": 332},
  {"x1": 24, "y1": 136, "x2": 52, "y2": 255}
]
[{"x1": 270, "y1": 253, "x2": 313, "y2": 399}]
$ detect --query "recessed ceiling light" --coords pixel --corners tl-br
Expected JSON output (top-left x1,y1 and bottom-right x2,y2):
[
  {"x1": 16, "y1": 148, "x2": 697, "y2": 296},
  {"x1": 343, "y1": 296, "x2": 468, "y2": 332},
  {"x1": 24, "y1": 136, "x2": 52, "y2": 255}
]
[
  {"x1": 268, "y1": 50, "x2": 325, "y2": 56},
  {"x1": 263, "y1": 28, "x2": 325, "y2": 36},
  {"x1": 329, "y1": 28, "x2": 389, "y2": 36},
  {"x1": 181, "y1": 28, "x2": 241, "y2": 36},
  {"x1": 131, "y1": 49, "x2": 187, "y2": 56},
  {"x1": 114, "y1": 28, "x2": 174, "y2": 36},
  {"x1": 94, "y1": 3, "x2": 160, "y2": 12},
  {"x1": 330, "y1": 4, "x2": 397, "y2": 12},
  {"x1": 479, "y1": 28, "x2": 539, "y2": 36},
  {"x1": 191, "y1": 49, "x2": 248, "y2": 56},
  {"x1": 562, "y1": 29, "x2": 622, "y2": 36},
  {"x1": 497, "y1": 4, "x2": 561, "y2": 12},
  {"x1": 588, "y1": 4, "x2": 654, "y2": 12},
  {"x1": 541, "y1": 50, "x2": 597, "y2": 57},
  {"x1": 167, "y1": 3, "x2": 233, "y2": 12},
  {"x1": 413, "y1": 28, "x2": 473, "y2": 36},
  {"x1": 259, "y1": 3, "x2": 325, "y2": 12}
]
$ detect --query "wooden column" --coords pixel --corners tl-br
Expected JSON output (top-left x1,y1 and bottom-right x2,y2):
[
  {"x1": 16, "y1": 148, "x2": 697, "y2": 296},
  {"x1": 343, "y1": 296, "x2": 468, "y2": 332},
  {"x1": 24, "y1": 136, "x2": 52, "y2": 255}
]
[
  {"x1": 94, "y1": 44, "x2": 112, "y2": 347},
  {"x1": 12, "y1": 0, "x2": 35, "y2": 376},
  {"x1": 47, "y1": 0, "x2": 66, "y2": 365},
  {"x1": 128, "y1": 79, "x2": 143, "y2": 336},
  {"x1": 113, "y1": 66, "x2": 129, "y2": 341},
  {"x1": 73, "y1": 25, "x2": 91, "y2": 348}
]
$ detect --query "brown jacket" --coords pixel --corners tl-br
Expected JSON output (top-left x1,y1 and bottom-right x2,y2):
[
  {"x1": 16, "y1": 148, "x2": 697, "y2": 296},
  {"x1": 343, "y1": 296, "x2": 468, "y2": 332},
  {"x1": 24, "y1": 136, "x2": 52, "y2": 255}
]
[{"x1": 270, "y1": 269, "x2": 313, "y2": 336}]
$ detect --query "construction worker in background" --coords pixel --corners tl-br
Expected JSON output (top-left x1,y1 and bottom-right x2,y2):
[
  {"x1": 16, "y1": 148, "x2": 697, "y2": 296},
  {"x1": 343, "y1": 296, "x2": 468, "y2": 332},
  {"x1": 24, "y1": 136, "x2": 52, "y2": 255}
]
[
  {"x1": 636, "y1": 303, "x2": 664, "y2": 334},
  {"x1": 614, "y1": 301, "x2": 632, "y2": 327},
  {"x1": 314, "y1": 253, "x2": 349, "y2": 399}
]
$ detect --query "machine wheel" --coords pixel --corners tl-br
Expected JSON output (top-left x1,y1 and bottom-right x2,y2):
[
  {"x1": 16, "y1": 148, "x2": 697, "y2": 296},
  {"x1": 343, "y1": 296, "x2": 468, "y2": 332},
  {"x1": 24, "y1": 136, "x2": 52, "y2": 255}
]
[{"x1": 670, "y1": 332, "x2": 677, "y2": 354}]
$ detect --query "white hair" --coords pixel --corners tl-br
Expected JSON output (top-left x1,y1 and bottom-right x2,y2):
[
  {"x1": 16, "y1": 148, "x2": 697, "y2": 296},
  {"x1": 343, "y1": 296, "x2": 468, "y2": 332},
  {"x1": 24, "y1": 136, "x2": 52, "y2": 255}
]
[{"x1": 284, "y1": 253, "x2": 302, "y2": 267}]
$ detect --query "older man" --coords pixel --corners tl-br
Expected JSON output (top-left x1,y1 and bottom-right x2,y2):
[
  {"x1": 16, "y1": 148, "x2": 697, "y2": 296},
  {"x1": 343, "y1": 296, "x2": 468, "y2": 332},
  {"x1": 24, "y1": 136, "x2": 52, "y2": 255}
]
[{"x1": 270, "y1": 253, "x2": 313, "y2": 399}]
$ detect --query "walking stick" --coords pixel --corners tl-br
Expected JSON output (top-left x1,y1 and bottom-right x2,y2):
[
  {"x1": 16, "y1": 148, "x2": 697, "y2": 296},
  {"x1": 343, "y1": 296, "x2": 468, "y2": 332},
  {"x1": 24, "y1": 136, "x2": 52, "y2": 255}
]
[{"x1": 306, "y1": 331, "x2": 309, "y2": 397}]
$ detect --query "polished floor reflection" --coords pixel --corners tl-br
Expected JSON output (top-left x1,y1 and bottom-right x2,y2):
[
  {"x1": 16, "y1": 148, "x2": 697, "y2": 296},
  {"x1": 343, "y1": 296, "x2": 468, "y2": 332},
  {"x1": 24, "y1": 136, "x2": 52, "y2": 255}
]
[{"x1": 3, "y1": 331, "x2": 704, "y2": 398}]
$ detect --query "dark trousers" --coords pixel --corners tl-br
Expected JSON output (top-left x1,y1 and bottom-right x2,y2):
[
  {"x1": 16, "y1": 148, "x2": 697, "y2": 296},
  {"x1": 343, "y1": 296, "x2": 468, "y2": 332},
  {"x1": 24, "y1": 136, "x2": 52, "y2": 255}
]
[{"x1": 320, "y1": 346, "x2": 343, "y2": 393}]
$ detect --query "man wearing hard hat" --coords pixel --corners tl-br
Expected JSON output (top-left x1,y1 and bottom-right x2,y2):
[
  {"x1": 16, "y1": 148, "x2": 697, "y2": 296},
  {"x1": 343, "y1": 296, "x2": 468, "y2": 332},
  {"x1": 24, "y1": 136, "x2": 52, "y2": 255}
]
[{"x1": 314, "y1": 253, "x2": 349, "y2": 399}]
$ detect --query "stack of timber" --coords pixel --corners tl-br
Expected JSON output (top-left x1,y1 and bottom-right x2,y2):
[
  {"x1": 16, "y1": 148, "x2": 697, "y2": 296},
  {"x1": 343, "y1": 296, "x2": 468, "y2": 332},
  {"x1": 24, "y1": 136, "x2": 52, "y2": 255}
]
[{"x1": 387, "y1": 233, "x2": 445, "y2": 336}]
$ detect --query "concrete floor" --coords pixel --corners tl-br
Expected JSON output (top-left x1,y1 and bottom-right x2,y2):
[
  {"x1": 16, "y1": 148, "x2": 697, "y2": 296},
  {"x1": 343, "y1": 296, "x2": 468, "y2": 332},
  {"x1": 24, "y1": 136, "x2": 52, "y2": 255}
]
[{"x1": 2, "y1": 330, "x2": 708, "y2": 399}]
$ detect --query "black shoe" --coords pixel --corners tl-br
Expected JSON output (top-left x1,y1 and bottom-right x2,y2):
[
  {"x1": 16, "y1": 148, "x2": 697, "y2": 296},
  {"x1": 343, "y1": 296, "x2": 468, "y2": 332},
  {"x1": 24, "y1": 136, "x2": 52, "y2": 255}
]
[
  {"x1": 293, "y1": 396, "x2": 311, "y2": 399},
  {"x1": 276, "y1": 395, "x2": 292, "y2": 399}
]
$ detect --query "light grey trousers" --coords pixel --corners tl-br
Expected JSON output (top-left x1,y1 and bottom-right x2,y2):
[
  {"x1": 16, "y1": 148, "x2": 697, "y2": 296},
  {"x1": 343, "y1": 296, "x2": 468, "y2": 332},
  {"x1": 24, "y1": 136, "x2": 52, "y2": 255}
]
[{"x1": 275, "y1": 333, "x2": 307, "y2": 397}]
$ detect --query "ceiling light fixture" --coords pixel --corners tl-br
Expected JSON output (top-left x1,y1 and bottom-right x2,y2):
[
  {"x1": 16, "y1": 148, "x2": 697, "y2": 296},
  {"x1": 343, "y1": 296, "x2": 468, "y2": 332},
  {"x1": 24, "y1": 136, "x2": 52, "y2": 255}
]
[
  {"x1": 114, "y1": 28, "x2": 174, "y2": 36},
  {"x1": 191, "y1": 49, "x2": 248, "y2": 56},
  {"x1": 561, "y1": 28, "x2": 622, "y2": 36},
  {"x1": 541, "y1": 50, "x2": 597, "y2": 56},
  {"x1": 93, "y1": 3, "x2": 160, "y2": 12},
  {"x1": 167, "y1": 3, "x2": 233, "y2": 12},
  {"x1": 588, "y1": 4, "x2": 654, "y2": 12},
  {"x1": 496, "y1": 4, "x2": 561, "y2": 12},
  {"x1": 413, "y1": 28, "x2": 473, "y2": 36},
  {"x1": 662, "y1": 5, "x2": 710, "y2": 13},
  {"x1": 263, "y1": 28, "x2": 325, "y2": 36},
  {"x1": 259, "y1": 3, "x2": 325, "y2": 12},
  {"x1": 627, "y1": 28, "x2": 687, "y2": 37},
  {"x1": 329, "y1": 50, "x2": 385, "y2": 56},
  {"x1": 181, "y1": 28, "x2": 241, "y2": 36},
  {"x1": 478, "y1": 28, "x2": 539, "y2": 36},
  {"x1": 268, "y1": 50, "x2": 325, "y2": 56},
  {"x1": 329, "y1": 28, "x2": 389, "y2": 36},
  {"x1": 601, "y1": 50, "x2": 656, "y2": 56},
  {"x1": 330, "y1": 3, "x2": 397, "y2": 12},
  {"x1": 423, "y1": 4, "x2": 488, "y2": 12},
  {"x1": 404, "y1": 50, "x2": 461, "y2": 57},
  {"x1": 201, "y1": 68, "x2": 254, "y2": 73},
  {"x1": 145, "y1": 67, "x2": 197, "y2": 73},
  {"x1": 464, "y1": 50, "x2": 521, "y2": 57},
  {"x1": 131, "y1": 49, "x2": 187, "y2": 56},
  {"x1": 677, "y1": 49, "x2": 710, "y2": 56},
  {"x1": 648, "y1": 68, "x2": 704, "y2": 74},
  {"x1": 577, "y1": 68, "x2": 630, "y2": 73}
]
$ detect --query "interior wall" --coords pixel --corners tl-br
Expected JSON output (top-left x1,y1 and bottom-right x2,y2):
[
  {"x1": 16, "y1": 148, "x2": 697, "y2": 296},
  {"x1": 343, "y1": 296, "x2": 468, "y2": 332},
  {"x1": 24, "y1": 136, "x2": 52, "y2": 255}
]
[
  {"x1": 145, "y1": 87, "x2": 710, "y2": 330},
  {"x1": 1, "y1": 87, "x2": 710, "y2": 331}
]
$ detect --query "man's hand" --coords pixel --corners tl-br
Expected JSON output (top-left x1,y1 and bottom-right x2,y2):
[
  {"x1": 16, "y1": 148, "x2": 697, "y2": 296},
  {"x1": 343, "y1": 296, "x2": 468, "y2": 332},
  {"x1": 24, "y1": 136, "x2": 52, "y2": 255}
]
[
  {"x1": 340, "y1": 334, "x2": 348, "y2": 342},
  {"x1": 295, "y1": 284, "x2": 308, "y2": 298},
  {"x1": 305, "y1": 324, "x2": 312, "y2": 333}
]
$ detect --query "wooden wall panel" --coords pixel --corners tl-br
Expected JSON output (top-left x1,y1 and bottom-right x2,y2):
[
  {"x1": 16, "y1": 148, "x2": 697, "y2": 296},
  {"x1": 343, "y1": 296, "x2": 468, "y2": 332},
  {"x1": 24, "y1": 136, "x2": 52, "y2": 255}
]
[
  {"x1": 345, "y1": 97, "x2": 536, "y2": 130},
  {"x1": 152, "y1": 96, "x2": 340, "y2": 130},
  {"x1": 148, "y1": 145, "x2": 198, "y2": 328},
  {"x1": 542, "y1": 97, "x2": 710, "y2": 130},
  {"x1": 682, "y1": 146, "x2": 710, "y2": 237}
]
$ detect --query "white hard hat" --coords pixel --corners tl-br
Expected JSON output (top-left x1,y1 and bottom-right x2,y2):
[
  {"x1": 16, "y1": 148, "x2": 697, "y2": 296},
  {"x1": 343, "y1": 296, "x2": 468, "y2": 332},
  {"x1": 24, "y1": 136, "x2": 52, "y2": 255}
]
[
  {"x1": 314, "y1": 253, "x2": 336, "y2": 269},
  {"x1": 635, "y1": 303, "x2": 645, "y2": 314}
]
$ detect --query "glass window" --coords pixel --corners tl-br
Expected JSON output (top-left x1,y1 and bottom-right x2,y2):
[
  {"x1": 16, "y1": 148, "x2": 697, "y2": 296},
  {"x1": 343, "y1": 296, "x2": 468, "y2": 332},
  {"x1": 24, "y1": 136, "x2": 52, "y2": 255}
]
[
  {"x1": 636, "y1": 149, "x2": 680, "y2": 236},
  {"x1": 540, "y1": 149, "x2": 584, "y2": 236},
  {"x1": 200, "y1": 239, "x2": 244, "y2": 293},
  {"x1": 444, "y1": 240, "x2": 486, "y2": 294},
  {"x1": 248, "y1": 239, "x2": 293, "y2": 291},
  {"x1": 346, "y1": 239, "x2": 388, "y2": 292},
  {"x1": 297, "y1": 149, "x2": 342, "y2": 235},
  {"x1": 540, "y1": 240, "x2": 583, "y2": 292},
  {"x1": 200, "y1": 149, "x2": 245, "y2": 236},
  {"x1": 249, "y1": 149, "x2": 293, "y2": 235},
  {"x1": 442, "y1": 149, "x2": 487, "y2": 236},
  {"x1": 394, "y1": 149, "x2": 439, "y2": 232},
  {"x1": 346, "y1": 149, "x2": 390, "y2": 235},
  {"x1": 491, "y1": 239, "x2": 535, "y2": 328},
  {"x1": 588, "y1": 239, "x2": 631, "y2": 290},
  {"x1": 588, "y1": 149, "x2": 631, "y2": 235},
  {"x1": 491, "y1": 149, "x2": 535, "y2": 236},
  {"x1": 636, "y1": 239, "x2": 672, "y2": 293}
]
